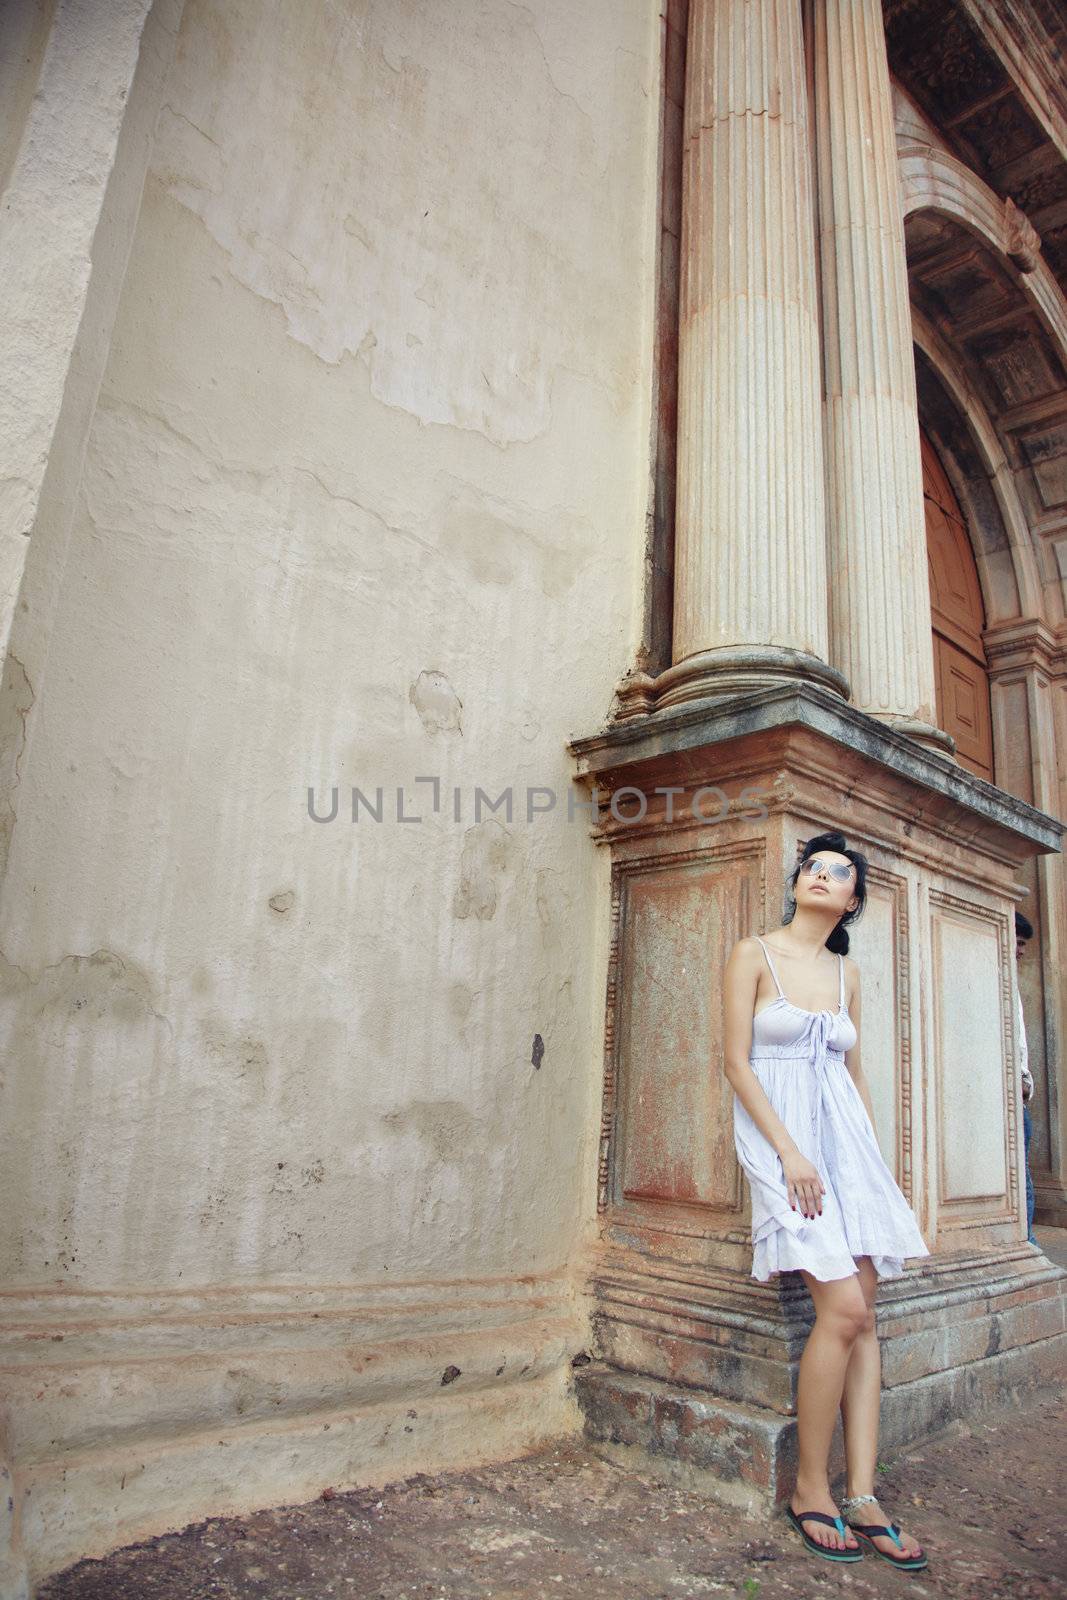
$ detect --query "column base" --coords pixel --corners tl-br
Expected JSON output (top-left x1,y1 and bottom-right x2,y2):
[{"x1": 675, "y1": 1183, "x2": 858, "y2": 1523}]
[
  {"x1": 613, "y1": 647, "x2": 849, "y2": 722},
  {"x1": 575, "y1": 1367, "x2": 797, "y2": 1512},
  {"x1": 611, "y1": 657, "x2": 958, "y2": 763},
  {"x1": 866, "y1": 710, "x2": 957, "y2": 759},
  {"x1": 567, "y1": 684, "x2": 1065, "y2": 1511},
  {"x1": 575, "y1": 1246, "x2": 1067, "y2": 1514}
]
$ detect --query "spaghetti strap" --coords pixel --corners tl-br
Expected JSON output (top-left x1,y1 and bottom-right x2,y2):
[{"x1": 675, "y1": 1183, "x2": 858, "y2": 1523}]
[
  {"x1": 838, "y1": 951, "x2": 845, "y2": 1012},
  {"x1": 754, "y1": 936, "x2": 785, "y2": 1000}
]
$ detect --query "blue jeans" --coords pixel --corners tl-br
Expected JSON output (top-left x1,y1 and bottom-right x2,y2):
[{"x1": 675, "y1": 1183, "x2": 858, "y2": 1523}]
[{"x1": 1024, "y1": 1102, "x2": 1037, "y2": 1244}]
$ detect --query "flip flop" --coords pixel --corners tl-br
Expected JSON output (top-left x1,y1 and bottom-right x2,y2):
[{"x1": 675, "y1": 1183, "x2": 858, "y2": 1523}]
[
  {"x1": 846, "y1": 1516, "x2": 929, "y2": 1571},
  {"x1": 785, "y1": 1506, "x2": 863, "y2": 1561}
]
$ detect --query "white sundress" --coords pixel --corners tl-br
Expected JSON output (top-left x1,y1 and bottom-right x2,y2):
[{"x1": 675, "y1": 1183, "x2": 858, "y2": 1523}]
[{"x1": 732, "y1": 936, "x2": 931, "y2": 1284}]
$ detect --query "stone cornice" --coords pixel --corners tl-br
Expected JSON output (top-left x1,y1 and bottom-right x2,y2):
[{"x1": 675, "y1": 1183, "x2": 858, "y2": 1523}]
[
  {"x1": 983, "y1": 615, "x2": 1067, "y2": 676},
  {"x1": 568, "y1": 679, "x2": 1063, "y2": 853}
]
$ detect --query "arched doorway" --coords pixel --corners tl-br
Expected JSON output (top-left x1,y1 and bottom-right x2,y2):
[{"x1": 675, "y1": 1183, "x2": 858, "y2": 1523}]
[{"x1": 923, "y1": 430, "x2": 994, "y2": 782}]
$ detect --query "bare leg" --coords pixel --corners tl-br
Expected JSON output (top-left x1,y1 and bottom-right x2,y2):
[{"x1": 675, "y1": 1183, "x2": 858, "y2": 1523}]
[
  {"x1": 840, "y1": 1256, "x2": 924, "y2": 1559},
  {"x1": 788, "y1": 1269, "x2": 868, "y2": 1551},
  {"x1": 840, "y1": 1257, "x2": 881, "y2": 1492}
]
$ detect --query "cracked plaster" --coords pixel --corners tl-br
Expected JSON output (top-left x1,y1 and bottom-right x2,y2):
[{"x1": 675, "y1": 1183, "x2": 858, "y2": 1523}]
[{"x1": 0, "y1": 0, "x2": 656, "y2": 1290}]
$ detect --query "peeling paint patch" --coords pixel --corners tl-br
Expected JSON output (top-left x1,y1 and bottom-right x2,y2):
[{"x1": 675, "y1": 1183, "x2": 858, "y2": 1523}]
[
  {"x1": 268, "y1": 890, "x2": 295, "y2": 913},
  {"x1": 447, "y1": 981, "x2": 474, "y2": 1024},
  {"x1": 452, "y1": 821, "x2": 511, "y2": 920},
  {"x1": 379, "y1": 1099, "x2": 484, "y2": 1165},
  {"x1": 225, "y1": 1366, "x2": 287, "y2": 1417},
  {"x1": 0, "y1": 945, "x2": 172, "y2": 1036},
  {"x1": 199, "y1": 1015, "x2": 270, "y2": 1090},
  {"x1": 0, "y1": 649, "x2": 35, "y2": 878},
  {"x1": 198, "y1": 1186, "x2": 230, "y2": 1228},
  {"x1": 438, "y1": 486, "x2": 591, "y2": 600},
  {"x1": 409, "y1": 670, "x2": 462, "y2": 735},
  {"x1": 0, "y1": 651, "x2": 35, "y2": 786},
  {"x1": 149, "y1": 0, "x2": 636, "y2": 442}
]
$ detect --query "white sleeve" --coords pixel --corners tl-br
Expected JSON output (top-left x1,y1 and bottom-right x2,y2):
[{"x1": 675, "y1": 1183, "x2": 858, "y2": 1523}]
[{"x1": 1018, "y1": 991, "x2": 1033, "y2": 1098}]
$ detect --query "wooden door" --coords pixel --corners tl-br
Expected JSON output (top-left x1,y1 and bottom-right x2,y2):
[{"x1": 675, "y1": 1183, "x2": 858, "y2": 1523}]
[{"x1": 923, "y1": 432, "x2": 994, "y2": 782}]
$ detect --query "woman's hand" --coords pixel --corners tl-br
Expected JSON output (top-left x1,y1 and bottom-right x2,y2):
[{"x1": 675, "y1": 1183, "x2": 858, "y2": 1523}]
[{"x1": 781, "y1": 1150, "x2": 825, "y2": 1218}]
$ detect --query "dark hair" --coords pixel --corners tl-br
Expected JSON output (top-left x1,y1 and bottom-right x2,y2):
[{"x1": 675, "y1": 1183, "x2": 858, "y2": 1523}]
[
  {"x1": 784, "y1": 830, "x2": 868, "y2": 955},
  {"x1": 1015, "y1": 910, "x2": 1034, "y2": 941}
]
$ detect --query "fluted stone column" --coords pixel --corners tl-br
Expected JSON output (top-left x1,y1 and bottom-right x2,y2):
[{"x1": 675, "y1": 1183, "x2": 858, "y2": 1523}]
[
  {"x1": 658, "y1": 0, "x2": 847, "y2": 712},
  {"x1": 814, "y1": 0, "x2": 952, "y2": 753}
]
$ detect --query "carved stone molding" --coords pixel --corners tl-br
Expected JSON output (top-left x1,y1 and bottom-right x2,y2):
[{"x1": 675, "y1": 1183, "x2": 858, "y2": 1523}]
[
  {"x1": 1004, "y1": 195, "x2": 1042, "y2": 272},
  {"x1": 928, "y1": 888, "x2": 1020, "y2": 1233}
]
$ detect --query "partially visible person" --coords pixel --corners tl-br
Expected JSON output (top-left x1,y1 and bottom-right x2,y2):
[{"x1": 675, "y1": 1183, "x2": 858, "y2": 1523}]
[{"x1": 1015, "y1": 910, "x2": 1037, "y2": 1246}]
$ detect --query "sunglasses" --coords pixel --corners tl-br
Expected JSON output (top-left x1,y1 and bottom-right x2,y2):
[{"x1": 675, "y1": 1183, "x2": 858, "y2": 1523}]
[{"x1": 799, "y1": 857, "x2": 855, "y2": 882}]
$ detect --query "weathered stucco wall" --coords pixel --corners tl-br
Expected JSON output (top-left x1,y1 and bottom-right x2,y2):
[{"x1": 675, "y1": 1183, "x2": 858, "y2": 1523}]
[{"x1": 0, "y1": 0, "x2": 659, "y2": 1292}]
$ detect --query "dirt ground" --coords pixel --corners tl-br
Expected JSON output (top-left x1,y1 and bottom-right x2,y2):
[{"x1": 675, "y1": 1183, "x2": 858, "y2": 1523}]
[
  {"x1": 37, "y1": 1229, "x2": 1067, "y2": 1600},
  {"x1": 37, "y1": 1389, "x2": 1067, "y2": 1600}
]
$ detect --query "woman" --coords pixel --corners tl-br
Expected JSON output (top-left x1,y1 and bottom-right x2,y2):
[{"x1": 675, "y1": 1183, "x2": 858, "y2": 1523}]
[{"x1": 722, "y1": 830, "x2": 930, "y2": 1570}]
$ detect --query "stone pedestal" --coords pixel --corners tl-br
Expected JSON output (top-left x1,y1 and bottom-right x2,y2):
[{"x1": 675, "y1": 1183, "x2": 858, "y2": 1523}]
[{"x1": 566, "y1": 687, "x2": 1066, "y2": 1509}]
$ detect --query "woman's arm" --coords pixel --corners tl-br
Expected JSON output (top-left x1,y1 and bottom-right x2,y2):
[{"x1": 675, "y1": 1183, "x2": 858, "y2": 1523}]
[
  {"x1": 723, "y1": 937, "x2": 825, "y2": 1219},
  {"x1": 843, "y1": 958, "x2": 878, "y2": 1129}
]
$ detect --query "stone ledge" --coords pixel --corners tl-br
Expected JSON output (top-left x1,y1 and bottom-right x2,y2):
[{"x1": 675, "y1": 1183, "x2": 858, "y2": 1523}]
[
  {"x1": 575, "y1": 1322, "x2": 1067, "y2": 1513},
  {"x1": 16, "y1": 1368, "x2": 581, "y2": 1592},
  {"x1": 574, "y1": 1364, "x2": 794, "y2": 1513},
  {"x1": 0, "y1": 1274, "x2": 584, "y2": 1459},
  {"x1": 567, "y1": 679, "x2": 1064, "y2": 854}
]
